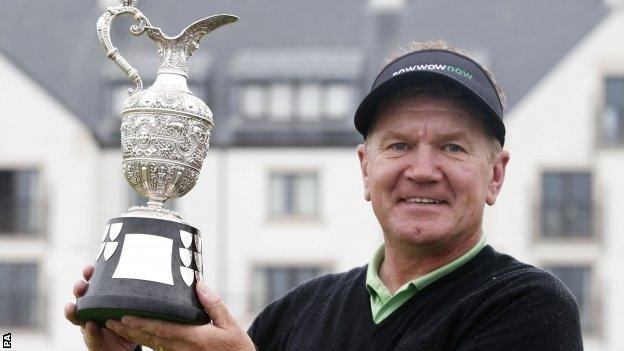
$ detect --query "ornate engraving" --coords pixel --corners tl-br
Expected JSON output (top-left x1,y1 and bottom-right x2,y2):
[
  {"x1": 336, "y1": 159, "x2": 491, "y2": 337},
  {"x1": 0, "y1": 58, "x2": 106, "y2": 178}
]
[
  {"x1": 96, "y1": 3, "x2": 151, "y2": 94},
  {"x1": 144, "y1": 15, "x2": 239, "y2": 77},
  {"x1": 120, "y1": 84, "x2": 213, "y2": 203},
  {"x1": 122, "y1": 160, "x2": 199, "y2": 201},
  {"x1": 122, "y1": 85, "x2": 213, "y2": 121},
  {"x1": 121, "y1": 114, "x2": 211, "y2": 168}
]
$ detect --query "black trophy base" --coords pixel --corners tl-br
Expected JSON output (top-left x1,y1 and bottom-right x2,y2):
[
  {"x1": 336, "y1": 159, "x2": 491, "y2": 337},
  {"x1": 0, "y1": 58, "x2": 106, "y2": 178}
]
[
  {"x1": 76, "y1": 215, "x2": 209, "y2": 326},
  {"x1": 77, "y1": 294, "x2": 207, "y2": 326}
]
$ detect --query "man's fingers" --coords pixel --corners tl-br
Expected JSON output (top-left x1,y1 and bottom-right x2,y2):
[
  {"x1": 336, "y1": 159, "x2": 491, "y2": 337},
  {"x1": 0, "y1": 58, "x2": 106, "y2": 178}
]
[
  {"x1": 64, "y1": 303, "x2": 83, "y2": 326},
  {"x1": 120, "y1": 316, "x2": 194, "y2": 340},
  {"x1": 106, "y1": 319, "x2": 175, "y2": 350},
  {"x1": 83, "y1": 265, "x2": 95, "y2": 281},
  {"x1": 73, "y1": 279, "x2": 88, "y2": 298},
  {"x1": 196, "y1": 282, "x2": 236, "y2": 329},
  {"x1": 83, "y1": 321, "x2": 105, "y2": 349}
]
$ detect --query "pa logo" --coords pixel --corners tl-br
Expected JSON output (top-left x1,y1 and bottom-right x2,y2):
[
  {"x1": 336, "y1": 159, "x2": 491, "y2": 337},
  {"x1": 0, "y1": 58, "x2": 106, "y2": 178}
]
[{"x1": 2, "y1": 333, "x2": 11, "y2": 349}]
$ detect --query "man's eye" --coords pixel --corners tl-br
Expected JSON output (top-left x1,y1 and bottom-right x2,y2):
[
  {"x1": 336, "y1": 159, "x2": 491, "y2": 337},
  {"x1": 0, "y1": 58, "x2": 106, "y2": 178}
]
[
  {"x1": 391, "y1": 143, "x2": 408, "y2": 151},
  {"x1": 445, "y1": 144, "x2": 464, "y2": 153}
]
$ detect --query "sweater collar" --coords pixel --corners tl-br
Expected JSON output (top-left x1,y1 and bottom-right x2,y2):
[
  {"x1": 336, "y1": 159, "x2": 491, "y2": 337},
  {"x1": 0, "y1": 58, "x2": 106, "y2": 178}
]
[{"x1": 366, "y1": 232, "x2": 487, "y2": 303}]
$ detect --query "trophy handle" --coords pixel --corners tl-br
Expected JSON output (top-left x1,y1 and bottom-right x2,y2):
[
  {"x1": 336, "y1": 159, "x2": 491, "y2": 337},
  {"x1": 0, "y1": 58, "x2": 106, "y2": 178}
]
[{"x1": 96, "y1": 4, "x2": 152, "y2": 95}]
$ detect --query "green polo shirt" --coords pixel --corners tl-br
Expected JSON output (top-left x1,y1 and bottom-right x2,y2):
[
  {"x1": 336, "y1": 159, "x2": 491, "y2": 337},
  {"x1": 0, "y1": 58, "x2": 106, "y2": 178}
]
[{"x1": 365, "y1": 234, "x2": 486, "y2": 324}]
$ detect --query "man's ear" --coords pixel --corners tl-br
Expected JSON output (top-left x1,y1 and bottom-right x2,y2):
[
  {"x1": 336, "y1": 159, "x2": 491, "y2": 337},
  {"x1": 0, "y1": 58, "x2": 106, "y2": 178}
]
[
  {"x1": 356, "y1": 144, "x2": 371, "y2": 201},
  {"x1": 486, "y1": 150, "x2": 510, "y2": 206}
]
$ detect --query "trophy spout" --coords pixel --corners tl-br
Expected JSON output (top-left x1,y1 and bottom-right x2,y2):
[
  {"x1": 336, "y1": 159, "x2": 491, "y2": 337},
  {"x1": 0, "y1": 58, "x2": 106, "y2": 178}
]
[{"x1": 144, "y1": 15, "x2": 239, "y2": 77}]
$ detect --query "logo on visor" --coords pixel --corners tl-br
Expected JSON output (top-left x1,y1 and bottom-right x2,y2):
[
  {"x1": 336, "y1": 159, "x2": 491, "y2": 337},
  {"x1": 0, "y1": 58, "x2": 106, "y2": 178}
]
[{"x1": 392, "y1": 64, "x2": 473, "y2": 79}]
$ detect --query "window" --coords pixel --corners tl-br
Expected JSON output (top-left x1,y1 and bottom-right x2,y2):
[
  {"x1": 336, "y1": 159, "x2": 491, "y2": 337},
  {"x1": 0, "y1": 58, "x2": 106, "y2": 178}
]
[
  {"x1": 601, "y1": 77, "x2": 624, "y2": 145},
  {"x1": 297, "y1": 83, "x2": 322, "y2": 121},
  {"x1": 249, "y1": 266, "x2": 324, "y2": 313},
  {"x1": 241, "y1": 84, "x2": 266, "y2": 119},
  {"x1": 269, "y1": 83, "x2": 294, "y2": 121},
  {"x1": 269, "y1": 172, "x2": 318, "y2": 219},
  {"x1": 239, "y1": 81, "x2": 354, "y2": 121},
  {"x1": 0, "y1": 170, "x2": 40, "y2": 234},
  {"x1": 546, "y1": 266, "x2": 596, "y2": 333},
  {"x1": 0, "y1": 262, "x2": 40, "y2": 328},
  {"x1": 325, "y1": 83, "x2": 353, "y2": 119},
  {"x1": 541, "y1": 172, "x2": 592, "y2": 237}
]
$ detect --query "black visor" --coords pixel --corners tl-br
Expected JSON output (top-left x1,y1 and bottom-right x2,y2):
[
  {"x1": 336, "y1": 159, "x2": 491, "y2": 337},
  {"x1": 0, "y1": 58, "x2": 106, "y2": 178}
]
[{"x1": 354, "y1": 49, "x2": 505, "y2": 146}]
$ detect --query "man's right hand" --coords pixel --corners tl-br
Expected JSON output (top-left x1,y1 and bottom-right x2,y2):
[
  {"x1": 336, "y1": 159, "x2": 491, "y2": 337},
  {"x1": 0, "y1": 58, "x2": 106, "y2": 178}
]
[{"x1": 64, "y1": 265, "x2": 138, "y2": 351}]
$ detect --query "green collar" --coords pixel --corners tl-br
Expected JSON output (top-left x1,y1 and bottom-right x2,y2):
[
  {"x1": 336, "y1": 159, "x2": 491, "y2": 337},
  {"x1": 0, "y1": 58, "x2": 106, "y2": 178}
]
[{"x1": 365, "y1": 233, "x2": 486, "y2": 324}]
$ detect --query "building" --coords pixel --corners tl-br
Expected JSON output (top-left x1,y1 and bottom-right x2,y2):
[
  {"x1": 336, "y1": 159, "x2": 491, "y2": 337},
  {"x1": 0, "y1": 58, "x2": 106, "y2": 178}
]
[
  {"x1": 0, "y1": 53, "x2": 101, "y2": 350},
  {"x1": 489, "y1": 4, "x2": 624, "y2": 348},
  {"x1": 0, "y1": 0, "x2": 618, "y2": 350}
]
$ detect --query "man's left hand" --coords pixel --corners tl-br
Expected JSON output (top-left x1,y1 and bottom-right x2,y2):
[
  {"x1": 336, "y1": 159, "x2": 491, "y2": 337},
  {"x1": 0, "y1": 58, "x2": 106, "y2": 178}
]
[{"x1": 105, "y1": 282, "x2": 256, "y2": 351}]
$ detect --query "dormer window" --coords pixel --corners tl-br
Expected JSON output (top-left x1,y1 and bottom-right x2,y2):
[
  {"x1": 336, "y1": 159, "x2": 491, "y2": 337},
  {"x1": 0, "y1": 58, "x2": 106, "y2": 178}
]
[
  {"x1": 239, "y1": 81, "x2": 354, "y2": 122},
  {"x1": 231, "y1": 48, "x2": 362, "y2": 124}
]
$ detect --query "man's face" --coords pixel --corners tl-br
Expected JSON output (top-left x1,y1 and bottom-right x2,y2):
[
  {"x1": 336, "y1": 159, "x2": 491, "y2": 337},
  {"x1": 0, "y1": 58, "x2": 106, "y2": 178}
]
[{"x1": 357, "y1": 95, "x2": 509, "y2": 250}]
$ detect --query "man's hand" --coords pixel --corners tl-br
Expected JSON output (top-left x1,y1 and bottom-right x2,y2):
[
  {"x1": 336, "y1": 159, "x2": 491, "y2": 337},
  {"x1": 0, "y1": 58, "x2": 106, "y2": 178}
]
[
  {"x1": 105, "y1": 282, "x2": 256, "y2": 351},
  {"x1": 64, "y1": 265, "x2": 138, "y2": 351}
]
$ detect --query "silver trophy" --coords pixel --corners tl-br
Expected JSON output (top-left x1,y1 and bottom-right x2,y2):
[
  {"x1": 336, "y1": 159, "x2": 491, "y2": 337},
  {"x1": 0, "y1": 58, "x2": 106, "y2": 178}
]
[{"x1": 76, "y1": 0, "x2": 237, "y2": 325}]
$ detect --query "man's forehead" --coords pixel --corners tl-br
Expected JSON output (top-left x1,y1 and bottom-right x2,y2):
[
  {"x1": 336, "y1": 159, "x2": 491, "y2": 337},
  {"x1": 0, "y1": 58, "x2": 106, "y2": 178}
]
[
  {"x1": 374, "y1": 95, "x2": 477, "y2": 129},
  {"x1": 380, "y1": 95, "x2": 469, "y2": 115},
  {"x1": 374, "y1": 119, "x2": 474, "y2": 140},
  {"x1": 367, "y1": 94, "x2": 490, "y2": 143},
  {"x1": 380, "y1": 105, "x2": 468, "y2": 119}
]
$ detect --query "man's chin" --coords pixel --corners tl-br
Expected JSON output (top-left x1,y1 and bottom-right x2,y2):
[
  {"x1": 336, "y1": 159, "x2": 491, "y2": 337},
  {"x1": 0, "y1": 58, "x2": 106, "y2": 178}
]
[{"x1": 388, "y1": 224, "x2": 452, "y2": 247}]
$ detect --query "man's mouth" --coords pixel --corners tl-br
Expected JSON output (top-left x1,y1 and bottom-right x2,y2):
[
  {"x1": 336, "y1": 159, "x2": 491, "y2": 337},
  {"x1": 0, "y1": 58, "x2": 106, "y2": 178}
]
[{"x1": 403, "y1": 197, "x2": 444, "y2": 204}]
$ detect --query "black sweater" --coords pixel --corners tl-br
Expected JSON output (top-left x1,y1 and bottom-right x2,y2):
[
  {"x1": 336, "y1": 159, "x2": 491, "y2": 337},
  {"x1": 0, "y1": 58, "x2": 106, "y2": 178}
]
[{"x1": 248, "y1": 246, "x2": 583, "y2": 350}]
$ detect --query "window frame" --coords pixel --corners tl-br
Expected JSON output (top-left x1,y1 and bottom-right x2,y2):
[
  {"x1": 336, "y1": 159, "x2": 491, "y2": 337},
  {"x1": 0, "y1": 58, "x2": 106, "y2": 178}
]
[
  {"x1": 0, "y1": 164, "x2": 46, "y2": 333},
  {"x1": 0, "y1": 166, "x2": 45, "y2": 237},
  {"x1": 598, "y1": 75, "x2": 624, "y2": 147},
  {"x1": 535, "y1": 168, "x2": 598, "y2": 242},
  {"x1": 266, "y1": 170, "x2": 320, "y2": 221},
  {"x1": 0, "y1": 258, "x2": 45, "y2": 332}
]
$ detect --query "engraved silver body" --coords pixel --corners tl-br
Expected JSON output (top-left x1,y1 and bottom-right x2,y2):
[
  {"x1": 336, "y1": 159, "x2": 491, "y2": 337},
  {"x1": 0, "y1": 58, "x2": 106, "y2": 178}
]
[
  {"x1": 120, "y1": 73, "x2": 212, "y2": 209},
  {"x1": 97, "y1": 0, "x2": 238, "y2": 221}
]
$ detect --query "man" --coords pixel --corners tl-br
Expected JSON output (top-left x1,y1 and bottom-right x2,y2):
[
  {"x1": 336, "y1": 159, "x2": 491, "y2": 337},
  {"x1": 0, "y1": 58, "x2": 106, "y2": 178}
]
[{"x1": 66, "y1": 41, "x2": 583, "y2": 350}]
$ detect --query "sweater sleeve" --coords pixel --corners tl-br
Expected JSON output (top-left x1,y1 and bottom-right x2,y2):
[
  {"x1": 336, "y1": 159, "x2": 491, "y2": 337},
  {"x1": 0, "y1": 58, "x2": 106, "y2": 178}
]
[{"x1": 455, "y1": 271, "x2": 583, "y2": 351}]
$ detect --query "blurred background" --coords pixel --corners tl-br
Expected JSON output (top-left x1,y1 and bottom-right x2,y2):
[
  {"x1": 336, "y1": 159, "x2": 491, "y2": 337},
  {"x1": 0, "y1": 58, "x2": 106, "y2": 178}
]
[{"x1": 0, "y1": 0, "x2": 622, "y2": 350}]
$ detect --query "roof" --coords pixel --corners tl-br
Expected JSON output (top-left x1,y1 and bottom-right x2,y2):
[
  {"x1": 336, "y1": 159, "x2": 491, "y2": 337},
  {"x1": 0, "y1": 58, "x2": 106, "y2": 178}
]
[
  {"x1": 229, "y1": 48, "x2": 365, "y2": 81},
  {"x1": 0, "y1": 0, "x2": 609, "y2": 147}
]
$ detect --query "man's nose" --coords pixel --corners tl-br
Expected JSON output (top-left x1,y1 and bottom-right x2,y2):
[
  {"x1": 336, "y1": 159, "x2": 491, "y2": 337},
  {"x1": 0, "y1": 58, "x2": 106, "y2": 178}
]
[{"x1": 402, "y1": 147, "x2": 443, "y2": 182}]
